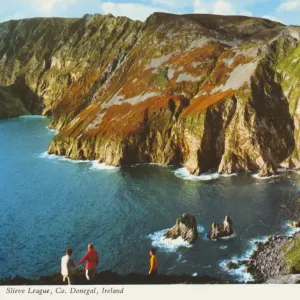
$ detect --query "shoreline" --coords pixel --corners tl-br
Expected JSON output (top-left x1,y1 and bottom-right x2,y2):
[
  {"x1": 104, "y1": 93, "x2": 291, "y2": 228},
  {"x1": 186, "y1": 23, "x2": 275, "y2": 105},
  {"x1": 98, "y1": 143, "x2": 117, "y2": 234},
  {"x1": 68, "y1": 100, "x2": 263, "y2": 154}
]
[
  {"x1": 3, "y1": 115, "x2": 298, "y2": 179},
  {"x1": 246, "y1": 231, "x2": 300, "y2": 282},
  {"x1": 224, "y1": 230, "x2": 300, "y2": 283}
]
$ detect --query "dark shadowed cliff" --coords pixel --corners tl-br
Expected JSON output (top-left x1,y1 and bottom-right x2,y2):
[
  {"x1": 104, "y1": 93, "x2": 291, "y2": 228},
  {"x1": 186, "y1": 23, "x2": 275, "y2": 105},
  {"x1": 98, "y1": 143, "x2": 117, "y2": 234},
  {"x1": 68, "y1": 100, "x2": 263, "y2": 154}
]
[{"x1": 1, "y1": 13, "x2": 300, "y2": 176}]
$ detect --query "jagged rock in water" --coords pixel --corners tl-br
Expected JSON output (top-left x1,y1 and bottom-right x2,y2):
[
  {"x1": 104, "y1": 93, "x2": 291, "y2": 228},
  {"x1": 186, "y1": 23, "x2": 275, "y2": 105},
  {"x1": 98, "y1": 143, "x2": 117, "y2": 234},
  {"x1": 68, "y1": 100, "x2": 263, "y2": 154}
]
[
  {"x1": 258, "y1": 164, "x2": 277, "y2": 177},
  {"x1": 164, "y1": 214, "x2": 198, "y2": 244},
  {"x1": 208, "y1": 216, "x2": 233, "y2": 240},
  {"x1": 226, "y1": 262, "x2": 239, "y2": 270}
]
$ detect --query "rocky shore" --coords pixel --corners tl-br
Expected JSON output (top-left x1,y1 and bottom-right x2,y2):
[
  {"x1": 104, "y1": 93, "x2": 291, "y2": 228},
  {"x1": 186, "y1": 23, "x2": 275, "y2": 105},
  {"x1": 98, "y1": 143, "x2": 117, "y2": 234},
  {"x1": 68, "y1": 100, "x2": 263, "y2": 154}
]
[
  {"x1": 227, "y1": 231, "x2": 300, "y2": 283},
  {"x1": 0, "y1": 270, "x2": 233, "y2": 285}
]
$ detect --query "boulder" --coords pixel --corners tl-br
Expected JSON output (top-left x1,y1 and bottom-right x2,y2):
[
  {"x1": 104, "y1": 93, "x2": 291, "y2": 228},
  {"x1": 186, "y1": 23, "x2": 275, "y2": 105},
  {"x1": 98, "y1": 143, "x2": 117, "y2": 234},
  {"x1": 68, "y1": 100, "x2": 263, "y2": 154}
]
[
  {"x1": 164, "y1": 214, "x2": 198, "y2": 244},
  {"x1": 208, "y1": 216, "x2": 233, "y2": 240},
  {"x1": 226, "y1": 262, "x2": 239, "y2": 270}
]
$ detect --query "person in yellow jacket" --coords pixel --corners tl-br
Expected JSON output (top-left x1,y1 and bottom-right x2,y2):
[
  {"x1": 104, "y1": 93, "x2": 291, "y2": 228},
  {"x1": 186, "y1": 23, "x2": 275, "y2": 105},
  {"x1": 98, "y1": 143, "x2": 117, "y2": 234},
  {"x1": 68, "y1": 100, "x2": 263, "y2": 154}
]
[{"x1": 149, "y1": 248, "x2": 158, "y2": 276}]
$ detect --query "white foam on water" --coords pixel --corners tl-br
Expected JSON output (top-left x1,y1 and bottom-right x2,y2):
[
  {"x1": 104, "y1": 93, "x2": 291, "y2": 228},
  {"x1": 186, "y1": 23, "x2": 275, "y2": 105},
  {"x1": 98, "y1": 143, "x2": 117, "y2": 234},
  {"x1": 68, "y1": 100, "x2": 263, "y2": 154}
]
[
  {"x1": 197, "y1": 225, "x2": 205, "y2": 233},
  {"x1": 135, "y1": 163, "x2": 155, "y2": 166},
  {"x1": 45, "y1": 126, "x2": 59, "y2": 134},
  {"x1": 252, "y1": 173, "x2": 280, "y2": 180},
  {"x1": 132, "y1": 162, "x2": 174, "y2": 169},
  {"x1": 40, "y1": 154, "x2": 120, "y2": 170},
  {"x1": 38, "y1": 152, "x2": 90, "y2": 164},
  {"x1": 147, "y1": 229, "x2": 193, "y2": 252},
  {"x1": 192, "y1": 272, "x2": 198, "y2": 277},
  {"x1": 174, "y1": 167, "x2": 220, "y2": 181},
  {"x1": 220, "y1": 233, "x2": 236, "y2": 240},
  {"x1": 277, "y1": 168, "x2": 296, "y2": 173},
  {"x1": 219, "y1": 235, "x2": 270, "y2": 282},
  {"x1": 177, "y1": 253, "x2": 183, "y2": 262},
  {"x1": 202, "y1": 232, "x2": 235, "y2": 241},
  {"x1": 220, "y1": 220, "x2": 300, "y2": 283},
  {"x1": 202, "y1": 265, "x2": 212, "y2": 269},
  {"x1": 221, "y1": 173, "x2": 238, "y2": 178},
  {"x1": 220, "y1": 245, "x2": 228, "y2": 250},
  {"x1": 19, "y1": 115, "x2": 47, "y2": 119},
  {"x1": 174, "y1": 167, "x2": 238, "y2": 181},
  {"x1": 202, "y1": 233, "x2": 216, "y2": 242},
  {"x1": 248, "y1": 236, "x2": 270, "y2": 246},
  {"x1": 90, "y1": 161, "x2": 120, "y2": 171},
  {"x1": 283, "y1": 220, "x2": 300, "y2": 236},
  {"x1": 219, "y1": 259, "x2": 254, "y2": 282}
]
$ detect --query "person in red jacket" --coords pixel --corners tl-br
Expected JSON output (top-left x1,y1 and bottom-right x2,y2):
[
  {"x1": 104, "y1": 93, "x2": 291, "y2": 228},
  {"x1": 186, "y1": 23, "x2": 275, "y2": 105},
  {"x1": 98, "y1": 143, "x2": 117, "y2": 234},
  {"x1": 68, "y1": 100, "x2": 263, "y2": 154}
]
[{"x1": 76, "y1": 243, "x2": 99, "y2": 281}]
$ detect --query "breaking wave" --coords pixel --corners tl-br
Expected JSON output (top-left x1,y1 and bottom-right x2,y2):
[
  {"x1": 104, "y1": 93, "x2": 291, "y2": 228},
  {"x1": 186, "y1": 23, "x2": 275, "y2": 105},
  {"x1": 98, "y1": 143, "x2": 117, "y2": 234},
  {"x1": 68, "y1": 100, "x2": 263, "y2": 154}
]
[
  {"x1": 90, "y1": 161, "x2": 120, "y2": 171},
  {"x1": 283, "y1": 220, "x2": 300, "y2": 236},
  {"x1": 220, "y1": 233, "x2": 236, "y2": 240},
  {"x1": 220, "y1": 245, "x2": 228, "y2": 250},
  {"x1": 174, "y1": 167, "x2": 220, "y2": 181},
  {"x1": 45, "y1": 126, "x2": 59, "y2": 134},
  {"x1": 39, "y1": 153, "x2": 119, "y2": 171},
  {"x1": 219, "y1": 235, "x2": 269, "y2": 282},
  {"x1": 197, "y1": 225, "x2": 205, "y2": 233},
  {"x1": 277, "y1": 168, "x2": 296, "y2": 173},
  {"x1": 252, "y1": 173, "x2": 280, "y2": 180},
  {"x1": 19, "y1": 115, "x2": 47, "y2": 119},
  {"x1": 147, "y1": 229, "x2": 194, "y2": 252},
  {"x1": 38, "y1": 152, "x2": 89, "y2": 163},
  {"x1": 174, "y1": 167, "x2": 238, "y2": 181}
]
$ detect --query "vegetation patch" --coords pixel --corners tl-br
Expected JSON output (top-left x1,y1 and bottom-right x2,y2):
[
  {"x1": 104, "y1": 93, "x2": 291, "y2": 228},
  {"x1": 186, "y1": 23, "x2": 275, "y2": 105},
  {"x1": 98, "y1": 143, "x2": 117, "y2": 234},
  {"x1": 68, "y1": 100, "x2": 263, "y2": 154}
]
[
  {"x1": 85, "y1": 95, "x2": 185, "y2": 138},
  {"x1": 284, "y1": 237, "x2": 300, "y2": 273},
  {"x1": 154, "y1": 67, "x2": 169, "y2": 89},
  {"x1": 182, "y1": 90, "x2": 233, "y2": 116}
]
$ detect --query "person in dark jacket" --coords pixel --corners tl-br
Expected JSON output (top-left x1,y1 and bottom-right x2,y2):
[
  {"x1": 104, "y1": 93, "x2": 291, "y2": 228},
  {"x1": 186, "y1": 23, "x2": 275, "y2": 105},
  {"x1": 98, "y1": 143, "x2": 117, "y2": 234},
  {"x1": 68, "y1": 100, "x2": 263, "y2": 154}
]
[{"x1": 76, "y1": 243, "x2": 99, "y2": 281}]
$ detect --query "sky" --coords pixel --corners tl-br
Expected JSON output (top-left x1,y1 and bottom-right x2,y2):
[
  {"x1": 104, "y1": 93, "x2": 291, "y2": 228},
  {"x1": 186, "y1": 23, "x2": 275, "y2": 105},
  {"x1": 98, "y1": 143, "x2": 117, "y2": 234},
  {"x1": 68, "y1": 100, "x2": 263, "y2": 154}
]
[{"x1": 2, "y1": 0, "x2": 300, "y2": 25}]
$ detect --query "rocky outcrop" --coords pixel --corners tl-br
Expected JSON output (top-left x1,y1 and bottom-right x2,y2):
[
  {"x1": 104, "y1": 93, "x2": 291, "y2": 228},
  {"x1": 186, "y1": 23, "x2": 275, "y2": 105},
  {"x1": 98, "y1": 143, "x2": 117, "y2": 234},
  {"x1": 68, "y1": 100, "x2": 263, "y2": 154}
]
[
  {"x1": 0, "y1": 77, "x2": 42, "y2": 118},
  {"x1": 246, "y1": 234, "x2": 300, "y2": 282},
  {"x1": 226, "y1": 260, "x2": 247, "y2": 271},
  {"x1": 0, "y1": 86, "x2": 29, "y2": 118},
  {"x1": 208, "y1": 216, "x2": 233, "y2": 240},
  {"x1": 164, "y1": 214, "x2": 198, "y2": 244},
  {"x1": 1, "y1": 13, "x2": 300, "y2": 176},
  {"x1": 227, "y1": 232, "x2": 300, "y2": 283}
]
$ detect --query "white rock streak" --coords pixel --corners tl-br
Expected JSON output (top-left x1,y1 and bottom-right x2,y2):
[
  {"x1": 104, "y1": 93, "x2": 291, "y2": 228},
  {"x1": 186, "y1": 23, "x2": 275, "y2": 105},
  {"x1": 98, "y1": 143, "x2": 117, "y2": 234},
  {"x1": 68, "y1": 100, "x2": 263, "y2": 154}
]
[
  {"x1": 212, "y1": 60, "x2": 258, "y2": 93},
  {"x1": 176, "y1": 73, "x2": 202, "y2": 83}
]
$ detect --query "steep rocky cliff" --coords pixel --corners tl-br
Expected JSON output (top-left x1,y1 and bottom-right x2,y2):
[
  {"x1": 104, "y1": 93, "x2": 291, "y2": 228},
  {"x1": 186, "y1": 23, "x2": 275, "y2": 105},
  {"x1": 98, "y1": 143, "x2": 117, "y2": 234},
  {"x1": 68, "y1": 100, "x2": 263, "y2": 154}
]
[{"x1": 1, "y1": 13, "x2": 300, "y2": 176}]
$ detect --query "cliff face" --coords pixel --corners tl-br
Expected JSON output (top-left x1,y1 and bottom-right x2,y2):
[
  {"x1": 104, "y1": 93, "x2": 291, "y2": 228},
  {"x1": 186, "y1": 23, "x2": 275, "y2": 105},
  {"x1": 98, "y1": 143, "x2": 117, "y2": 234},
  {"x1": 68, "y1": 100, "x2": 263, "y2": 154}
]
[{"x1": 1, "y1": 13, "x2": 300, "y2": 176}]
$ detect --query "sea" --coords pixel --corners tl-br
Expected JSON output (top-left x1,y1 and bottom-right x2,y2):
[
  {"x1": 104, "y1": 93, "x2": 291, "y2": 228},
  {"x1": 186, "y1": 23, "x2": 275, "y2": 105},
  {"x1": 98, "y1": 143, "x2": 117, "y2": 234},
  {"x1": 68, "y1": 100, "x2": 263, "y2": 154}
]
[{"x1": 1, "y1": 116, "x2": 300, "y2": 282}]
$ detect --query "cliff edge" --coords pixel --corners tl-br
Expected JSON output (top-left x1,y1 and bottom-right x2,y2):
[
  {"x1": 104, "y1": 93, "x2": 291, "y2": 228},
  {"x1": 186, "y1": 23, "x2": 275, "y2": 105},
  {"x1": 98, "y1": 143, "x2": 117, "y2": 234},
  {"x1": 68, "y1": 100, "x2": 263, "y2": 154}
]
[{"x1": 1, "y1": 13, "x2": 300, "y2": 176}]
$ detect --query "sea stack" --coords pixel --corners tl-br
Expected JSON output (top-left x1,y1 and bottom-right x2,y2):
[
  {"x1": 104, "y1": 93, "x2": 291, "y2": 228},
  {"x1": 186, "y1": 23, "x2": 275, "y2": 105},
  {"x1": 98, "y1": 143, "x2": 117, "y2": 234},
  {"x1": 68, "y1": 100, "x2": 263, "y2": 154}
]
[
  {"x1": 209, "y1": 216, "x2": 233, "y2": 240},
  {"x1": 164, "y1": 214, "x2": 198, "y2": 244}
]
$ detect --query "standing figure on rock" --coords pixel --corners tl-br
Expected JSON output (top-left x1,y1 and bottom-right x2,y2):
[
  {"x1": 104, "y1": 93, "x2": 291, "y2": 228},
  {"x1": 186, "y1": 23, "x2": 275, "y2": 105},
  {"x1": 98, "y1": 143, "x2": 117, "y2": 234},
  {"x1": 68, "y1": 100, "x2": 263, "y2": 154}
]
[
  {"x1": 61, "y1": 248, "x2": 76, "y2": 285},
  {"x1": 149, "y1": 248, "x2": 158, "y2": 276},
  {"x1": 76, "y1": 243, "x2": 99, "y2": 281}
]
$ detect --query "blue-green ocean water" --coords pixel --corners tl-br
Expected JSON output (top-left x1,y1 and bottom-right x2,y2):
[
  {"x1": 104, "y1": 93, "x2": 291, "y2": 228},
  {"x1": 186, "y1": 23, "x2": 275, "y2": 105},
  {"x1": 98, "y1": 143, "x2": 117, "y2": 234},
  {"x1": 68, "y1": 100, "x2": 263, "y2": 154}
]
[{"x1": 1, "y1": 116, "x2": 300, "y2": 281}]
